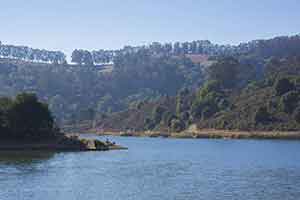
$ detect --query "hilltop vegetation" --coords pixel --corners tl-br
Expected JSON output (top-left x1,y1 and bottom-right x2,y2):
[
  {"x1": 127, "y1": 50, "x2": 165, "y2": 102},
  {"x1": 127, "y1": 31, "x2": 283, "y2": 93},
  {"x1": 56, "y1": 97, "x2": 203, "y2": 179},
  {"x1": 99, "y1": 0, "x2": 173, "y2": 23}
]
[
  {"x1": 0, "y1": 41, "x2": 66, "y2": 64},
  {"x1": 71, "y1": 34, "x2": 300, "y2": 65}
]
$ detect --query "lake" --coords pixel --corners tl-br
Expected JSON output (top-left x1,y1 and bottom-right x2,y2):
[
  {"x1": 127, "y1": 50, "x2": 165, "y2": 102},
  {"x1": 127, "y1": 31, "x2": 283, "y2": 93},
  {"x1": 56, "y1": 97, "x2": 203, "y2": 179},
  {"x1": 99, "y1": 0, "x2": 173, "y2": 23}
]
[{"x1": 1, "y1": 135, "x2": 300, "y2": 200}]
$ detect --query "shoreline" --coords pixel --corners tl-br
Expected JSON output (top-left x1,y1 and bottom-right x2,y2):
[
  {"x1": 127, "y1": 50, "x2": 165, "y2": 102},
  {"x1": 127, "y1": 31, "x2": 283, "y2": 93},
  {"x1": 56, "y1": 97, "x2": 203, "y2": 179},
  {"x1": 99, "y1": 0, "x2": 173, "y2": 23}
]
[
  {"x1": 90, "y1": 129, "x2": 300, "y2": 140},
  {"x1": 0, "y1": 134, "x2": 127, "y2": 151}
]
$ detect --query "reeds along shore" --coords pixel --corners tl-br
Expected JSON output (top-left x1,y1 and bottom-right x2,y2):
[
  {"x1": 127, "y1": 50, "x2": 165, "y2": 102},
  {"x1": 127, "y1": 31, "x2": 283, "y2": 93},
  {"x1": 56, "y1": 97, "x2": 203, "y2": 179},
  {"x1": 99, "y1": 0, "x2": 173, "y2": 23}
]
[{"x1": 94, "y1": 129, "x2": 300, "y2": 140}]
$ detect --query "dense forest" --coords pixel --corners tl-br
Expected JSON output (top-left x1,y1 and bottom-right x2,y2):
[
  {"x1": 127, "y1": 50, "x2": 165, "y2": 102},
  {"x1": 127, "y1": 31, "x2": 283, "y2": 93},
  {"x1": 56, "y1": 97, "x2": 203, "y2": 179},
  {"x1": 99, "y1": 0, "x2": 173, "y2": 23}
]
[{"x1": 1, "y1": 34, "x2": 300, "y2": 131}]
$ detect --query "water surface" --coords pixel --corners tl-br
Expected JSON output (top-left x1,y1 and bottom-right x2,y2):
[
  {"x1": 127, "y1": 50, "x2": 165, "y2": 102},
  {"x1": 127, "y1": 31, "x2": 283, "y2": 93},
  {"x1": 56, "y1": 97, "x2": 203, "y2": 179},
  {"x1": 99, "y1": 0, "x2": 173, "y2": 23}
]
[{"x1": 1, "y1": 135, "x2": 300, "y2": 200}]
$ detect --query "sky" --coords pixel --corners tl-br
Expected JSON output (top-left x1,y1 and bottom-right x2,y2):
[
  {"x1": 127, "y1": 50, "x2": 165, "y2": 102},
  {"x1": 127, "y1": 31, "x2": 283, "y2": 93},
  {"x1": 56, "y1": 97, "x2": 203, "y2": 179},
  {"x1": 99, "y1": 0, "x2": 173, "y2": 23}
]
[{"x1": 1, "y1": 0, "x2": 300, "y2": 56}]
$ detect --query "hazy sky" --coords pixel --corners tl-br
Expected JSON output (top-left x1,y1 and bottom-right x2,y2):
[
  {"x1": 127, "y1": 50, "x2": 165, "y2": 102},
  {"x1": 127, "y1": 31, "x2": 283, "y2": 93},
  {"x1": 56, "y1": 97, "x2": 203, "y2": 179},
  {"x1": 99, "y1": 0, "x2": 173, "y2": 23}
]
[{"x1": 1, "y1": 0, "x2": 300, "y2": 55}]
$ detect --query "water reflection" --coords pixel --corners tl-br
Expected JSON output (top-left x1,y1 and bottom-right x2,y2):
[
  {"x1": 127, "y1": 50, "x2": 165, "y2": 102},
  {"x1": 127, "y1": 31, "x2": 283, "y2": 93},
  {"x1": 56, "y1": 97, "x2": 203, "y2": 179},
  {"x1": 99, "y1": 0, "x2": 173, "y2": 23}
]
[{"x1": 0, "y1": 151, "x2": 55, "y2": 166}]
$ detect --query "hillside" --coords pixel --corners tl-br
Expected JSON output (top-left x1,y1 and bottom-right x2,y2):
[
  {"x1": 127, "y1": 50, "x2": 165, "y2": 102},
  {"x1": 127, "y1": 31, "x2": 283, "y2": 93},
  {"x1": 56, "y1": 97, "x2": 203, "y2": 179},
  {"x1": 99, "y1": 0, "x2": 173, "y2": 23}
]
[
  {"x1": 96, "y1": 56, "x2": 300, "y2": 132},
  {"x1": 0, "y1": 53, "x2": 203, "y2": 125},
  {"x1": 1, "y1": 34, "x2": 300, "y2": 128}
]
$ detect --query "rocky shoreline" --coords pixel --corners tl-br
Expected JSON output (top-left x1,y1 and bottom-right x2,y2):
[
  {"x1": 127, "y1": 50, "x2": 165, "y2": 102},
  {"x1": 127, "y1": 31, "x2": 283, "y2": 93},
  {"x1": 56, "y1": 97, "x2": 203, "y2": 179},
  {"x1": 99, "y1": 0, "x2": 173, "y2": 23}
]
[{"x1": 0, "y1": 134, "x2": 127, "y2": 151}]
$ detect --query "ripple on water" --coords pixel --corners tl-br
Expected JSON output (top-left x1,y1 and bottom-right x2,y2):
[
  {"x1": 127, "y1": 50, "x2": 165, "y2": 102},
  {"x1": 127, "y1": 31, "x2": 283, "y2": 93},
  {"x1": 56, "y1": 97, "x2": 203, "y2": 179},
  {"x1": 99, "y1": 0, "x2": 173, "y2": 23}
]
[{"x1": 0, "y1": 137, "x2": 300, "y2": 200}]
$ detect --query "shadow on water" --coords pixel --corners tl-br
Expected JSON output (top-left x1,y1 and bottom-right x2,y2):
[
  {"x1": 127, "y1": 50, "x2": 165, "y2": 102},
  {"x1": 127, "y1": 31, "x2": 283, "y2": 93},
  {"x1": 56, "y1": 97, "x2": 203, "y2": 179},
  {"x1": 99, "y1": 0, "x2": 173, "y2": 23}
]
[{"x1": 0, "y1": 151, "x2": 55, "y2": 166}]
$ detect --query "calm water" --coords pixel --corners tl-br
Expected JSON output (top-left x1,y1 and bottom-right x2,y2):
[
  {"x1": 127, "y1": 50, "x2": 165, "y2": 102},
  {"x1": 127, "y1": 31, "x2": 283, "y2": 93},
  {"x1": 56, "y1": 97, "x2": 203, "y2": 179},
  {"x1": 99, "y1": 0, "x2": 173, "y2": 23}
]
[{"x1": 1, "y1": 135, "x2": 300, "y2": 200}]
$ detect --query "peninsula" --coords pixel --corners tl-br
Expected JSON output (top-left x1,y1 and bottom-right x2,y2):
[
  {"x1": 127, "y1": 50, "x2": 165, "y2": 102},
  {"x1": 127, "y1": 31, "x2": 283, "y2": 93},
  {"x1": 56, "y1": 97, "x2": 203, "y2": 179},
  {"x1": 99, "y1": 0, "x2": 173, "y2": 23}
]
[{"x1": 0, "y1": 93, "x2": 126, "y2": 151}]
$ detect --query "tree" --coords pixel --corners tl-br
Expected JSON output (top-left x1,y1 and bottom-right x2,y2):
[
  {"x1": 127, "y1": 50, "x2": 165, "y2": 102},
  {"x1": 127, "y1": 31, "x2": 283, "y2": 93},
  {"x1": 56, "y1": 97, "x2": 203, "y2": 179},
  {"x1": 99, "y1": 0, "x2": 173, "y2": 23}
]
[
  {"x1": 152, "y1": 105, "x2": 166, "y2": 124},
  {"x1": 190, "y1": 41, "x2": 197, "y2": 54},
  {"x1": 197, "y1": 80, "x2": 221, "y2": 98},
  {"x1": 170, "y1": 119, "x2": 185, "y2": 132},
  {"x1": 71, "y1": 49, "x2": 82, "y2": 64},
  {"x1": 144, "y1": 117, "x2": 155, "y2": 130},
  {"x1": 280, "y1": 91, "x2": 299, "y2": 113},
  {"x1": 208, "y1": 57, "x2": 240, "y2": 89},
  {"x1": 274, "y1": 77, "x2": 295, "y2": 96},
  {"x1": 182, "y1": 42, "x2": 189, "y2": 54},
  {"x1": 0, "y1": 97, "x2": 13, "y2": 138},
  {"x1": 191, "y1": 81, "x2": 223, "y2": 120},
  {"x1": 71, "y1": 49, "x2": 94, "y2": 65},
  {"x1": 254, "y1": 106, "x2": 270, "y2": 124},
  {"x1": 82, "y1": 50, "x2": 94, "y2": 66},
  {"x1": 176, "y1": 95, "x2": 183, "y2": 118},
  {"x1": 7, "y1": 93, "x2": 56, "y2": 140},
  {"x1": 293, "y1": 106, "x2": 300, "y2": 123},
  {"x1": 162, "y1": 111, "x2": 176, "y2": 127},
  {"x1": 163, "y1": 43, "x2": 173, "y2": 55},
  {"x1": 173, "y1": 42, "x2": 181, "y2": 55}
]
